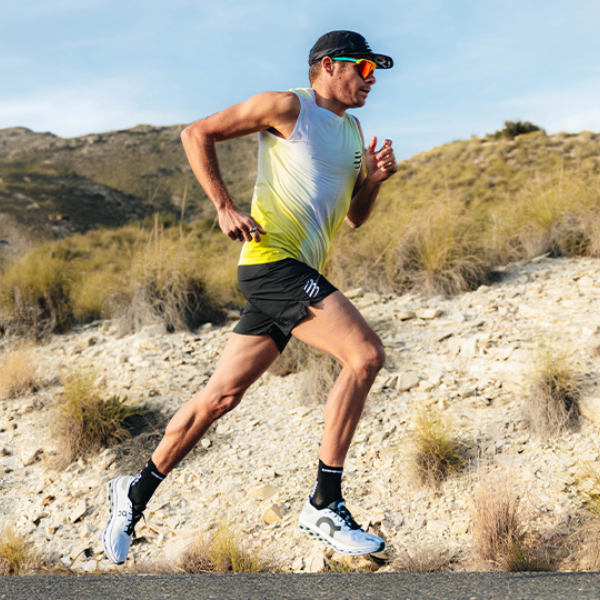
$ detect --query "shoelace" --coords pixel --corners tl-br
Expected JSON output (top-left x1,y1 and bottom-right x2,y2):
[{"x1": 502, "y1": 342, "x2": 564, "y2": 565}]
[
  {"x1": 125, "y1": 507, "x2": 145, "y2": 536},
  {"x1": 334, "y1": 504, "x2": 361, "y2": 530}
]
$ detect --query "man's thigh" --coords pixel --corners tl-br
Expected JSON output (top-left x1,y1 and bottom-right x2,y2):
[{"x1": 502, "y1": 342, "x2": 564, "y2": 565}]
[{"x1": 291, "y1": 291, "x2": 382, "y2": 365}]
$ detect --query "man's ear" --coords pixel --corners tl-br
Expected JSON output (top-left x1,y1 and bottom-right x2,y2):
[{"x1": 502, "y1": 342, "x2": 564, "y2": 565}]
[{"x1": 321, "y1": 57, "x2": 334, "y2": 76}]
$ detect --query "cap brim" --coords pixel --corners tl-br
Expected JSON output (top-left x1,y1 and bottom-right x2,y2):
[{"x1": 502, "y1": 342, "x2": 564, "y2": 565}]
[{"x1": 341, "y1": 52, "x2": 393, "y2": 69}]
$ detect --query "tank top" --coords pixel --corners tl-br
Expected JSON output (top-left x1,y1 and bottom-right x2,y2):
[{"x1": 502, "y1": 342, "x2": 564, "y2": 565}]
[{"x1": 239, "y1": 87, "x2": 363, "y2": 272}]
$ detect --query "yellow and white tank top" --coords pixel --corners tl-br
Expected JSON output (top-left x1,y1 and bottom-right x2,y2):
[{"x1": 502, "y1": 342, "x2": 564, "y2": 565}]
[{"x1": 239, "y1": 88, "x2": 363, "y2": 272}]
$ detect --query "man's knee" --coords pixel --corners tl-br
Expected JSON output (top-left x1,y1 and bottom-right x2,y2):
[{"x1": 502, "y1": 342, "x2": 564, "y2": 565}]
[
  {"x1": 350, "y1": 336, "x2": 386, "y2": 379},
  {"x1": 207, "y1": 392, "x2": 243, "y2": 421}
]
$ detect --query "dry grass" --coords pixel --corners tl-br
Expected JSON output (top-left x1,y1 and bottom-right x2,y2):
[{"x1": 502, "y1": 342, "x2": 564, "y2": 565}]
[
  {"x1": 566, "y1": 463, "x2": 600, "y2": 570},
  {"x1": 0, "y1": 343, "x2": 39, "y2": 400},
  {"x1": 54, "y1": 365, "x2": 141, "y2": 465},
  {"x1": 391, "y1": 542, "x2": 454, "y2": 572},
  {"x1": 268, "y1": 337, "x2": 341, "y2": 403},
  {"x1": 409, "y1": 410, "x2": 464, "y2": 488},
  {"x1": 0, "y1": 244, "x2": 74, "y2": 336},
  {"x1": 179, "y1": 521, "x2": 277, "y2": 573},
  {"x1": 525, "y1": 342, "x2": 583, "y2": 437},
  {"x1": 0, "y1": 525, "x2": 38, "y2": 576},
  {"x1": 471, "y1": 470, "x2": 553, "y2": 571},
  {"x1": 110, "y1": 217, "x2": 225, "y2": 335},
  {"x1": 392, "y1": 201, "x2": 490, "y2": 296}
]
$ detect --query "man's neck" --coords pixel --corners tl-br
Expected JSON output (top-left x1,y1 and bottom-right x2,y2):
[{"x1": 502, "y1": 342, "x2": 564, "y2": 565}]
[{"x1": 311, "y1": 86, "x2": 347, "y2": 117}]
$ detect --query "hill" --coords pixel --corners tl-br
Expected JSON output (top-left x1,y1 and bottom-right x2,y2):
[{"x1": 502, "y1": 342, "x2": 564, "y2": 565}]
[
  {"x1": 0, "y1": 125, "x2": 258, "y2": 261},
  {"x1": 1, "y1": 125, "x2": 599, "y2": 337}
]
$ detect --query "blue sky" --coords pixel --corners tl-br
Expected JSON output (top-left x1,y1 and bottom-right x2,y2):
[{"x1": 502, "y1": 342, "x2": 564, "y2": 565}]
[{"x1": 1, "y1": 0, "x2": 599, "y2": 159}]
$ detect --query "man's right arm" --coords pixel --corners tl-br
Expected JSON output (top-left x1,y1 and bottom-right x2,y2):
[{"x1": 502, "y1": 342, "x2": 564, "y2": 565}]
[{"x1": 181, "y1": 91, "x2": 300, "y2": 243}]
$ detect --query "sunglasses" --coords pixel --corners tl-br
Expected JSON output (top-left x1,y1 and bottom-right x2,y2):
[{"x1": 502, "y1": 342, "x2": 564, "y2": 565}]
[{"x1": 332, "y1": 57, "x2": 377, "y2": 79}]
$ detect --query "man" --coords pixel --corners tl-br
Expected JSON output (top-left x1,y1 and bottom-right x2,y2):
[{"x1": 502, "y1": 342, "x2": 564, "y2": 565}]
[{"x1": 103, "y1": 30, "x2": 398, "y2": 564}]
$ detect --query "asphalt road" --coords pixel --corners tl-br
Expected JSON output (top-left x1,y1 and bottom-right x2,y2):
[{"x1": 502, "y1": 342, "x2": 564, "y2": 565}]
[{"x1": 1, "y1": 572, "x2": 600, "y2": 600}]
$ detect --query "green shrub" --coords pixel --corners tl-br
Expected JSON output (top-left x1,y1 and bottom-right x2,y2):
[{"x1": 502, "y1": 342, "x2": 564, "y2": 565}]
[{"x1": 490, "y1": 120, "x2": 545, "y2": 140}]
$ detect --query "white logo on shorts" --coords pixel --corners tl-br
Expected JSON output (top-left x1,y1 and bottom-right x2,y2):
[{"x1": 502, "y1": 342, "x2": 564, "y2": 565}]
[{"x1": 303, "y1": 278, "x2": 320, "y2": 298}]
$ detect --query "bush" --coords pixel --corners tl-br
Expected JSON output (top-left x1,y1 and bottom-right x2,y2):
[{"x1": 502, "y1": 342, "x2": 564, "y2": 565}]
[
  {"x1": 0, "y1": 525, "x2": 38, "y2": 576},
  {"x1": 525, "y1": 342, "x2": 583, "y2": 437},
  {"x1": 409, "y1": 410, "x2": 464, "y2": 487},
  {"x1": 490, "y1": 120, "x2": 544, "y2": 140},
  {"x1": 391, "y1": 542, "x2": 454, "y2": 572},
  {"x1": 0, "y1": 343, "x2": 39, "y2": 400},
  {"x1": 55, "y1": 365, "x2": 141, "y2": 465},
  {"x1": 471, "y1": 470, "x2": 552, "y2": 571},
  {"x1": 0, "y1": 245, "x2": 75, "y2": 336},
  {"x1": 179, "y1": 521, "x2": 276, "y2": 573}
]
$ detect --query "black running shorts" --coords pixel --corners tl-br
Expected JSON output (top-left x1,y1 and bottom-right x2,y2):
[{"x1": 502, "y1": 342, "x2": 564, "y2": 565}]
[{"x1": 233, "y1": 258, "x2": 338, "y2": 352}]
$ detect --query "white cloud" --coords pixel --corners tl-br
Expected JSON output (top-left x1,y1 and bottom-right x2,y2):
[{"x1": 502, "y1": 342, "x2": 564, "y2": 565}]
[{"x1": 0, "y1": 79, "x2": 188, "y2": 136}]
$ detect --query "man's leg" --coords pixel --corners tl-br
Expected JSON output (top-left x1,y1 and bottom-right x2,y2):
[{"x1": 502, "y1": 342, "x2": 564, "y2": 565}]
[
  {"x1": 294, "y1": 291, "x2": 387, "y2": 556},
  {"x1": 103, "y1": 332, "x2": 280, "y2": 564},
  {"x1": 152, "y1": 332, "x2": 281, "y2": 474},
  {"x1": 292, "y1": 291, "x2": 385, "y2": 467}
]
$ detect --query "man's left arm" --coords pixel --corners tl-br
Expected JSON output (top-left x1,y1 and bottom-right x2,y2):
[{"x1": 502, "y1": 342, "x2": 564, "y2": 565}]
[{"x1": 346, "y1": 134, "x2": 398, "y2": 228}]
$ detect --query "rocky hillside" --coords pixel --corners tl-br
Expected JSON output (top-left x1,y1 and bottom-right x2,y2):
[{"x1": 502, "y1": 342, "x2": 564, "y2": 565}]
[
  {"x1": 1, "y1": 255, "x2": 599, "y2": 573},
  {"x1": 0, "y1": 126, "x2": 258, "y2": 262}
]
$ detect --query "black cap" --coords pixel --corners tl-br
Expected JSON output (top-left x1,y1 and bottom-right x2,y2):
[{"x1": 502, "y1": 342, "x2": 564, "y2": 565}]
[{"x1": 308, "y1": 30, "x2": 393, "y2": 69}]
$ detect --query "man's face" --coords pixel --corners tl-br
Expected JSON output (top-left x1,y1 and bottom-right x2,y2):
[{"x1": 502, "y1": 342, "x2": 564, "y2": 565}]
[{"x1": 330, "y1": 59, "x2": 376, "y2": 109}]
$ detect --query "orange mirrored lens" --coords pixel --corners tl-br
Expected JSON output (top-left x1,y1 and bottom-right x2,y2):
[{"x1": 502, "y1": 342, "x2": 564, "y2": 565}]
[{"x1": 357, "y1": 59, "x2": 376, "y2": 79}]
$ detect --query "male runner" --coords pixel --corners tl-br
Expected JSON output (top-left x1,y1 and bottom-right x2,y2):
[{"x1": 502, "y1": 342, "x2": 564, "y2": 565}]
[{"x1": 103, "y1": 30, "x2": 398, "y2": 564}]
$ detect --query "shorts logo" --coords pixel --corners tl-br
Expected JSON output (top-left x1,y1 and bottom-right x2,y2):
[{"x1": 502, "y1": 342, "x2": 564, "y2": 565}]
[{"x1": 304, "y1": 278, "x2": 320, "y2": 298}]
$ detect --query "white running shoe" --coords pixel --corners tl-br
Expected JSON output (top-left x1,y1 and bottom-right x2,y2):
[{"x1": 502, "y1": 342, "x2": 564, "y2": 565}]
[
  {"x1": 102, "y1": 475, "x2": 143, "y2": 564},
  {"x1": 298, "y1": 499, "x2": 385, "y2": 556}
]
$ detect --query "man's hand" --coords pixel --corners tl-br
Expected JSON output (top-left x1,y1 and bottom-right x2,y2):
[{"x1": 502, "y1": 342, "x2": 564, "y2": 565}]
[
  {"x1": 365, "y1": 136, "x2": 398, "y2": 184},
  {"x1": 218, "y1": 205, "x2": 266, "y2": 242}
]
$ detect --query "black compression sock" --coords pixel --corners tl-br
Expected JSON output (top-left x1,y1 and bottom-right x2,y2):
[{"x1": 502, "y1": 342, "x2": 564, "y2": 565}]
[
  {"x1": 309, "y1": 459, "x2": 344, "y2": 509},
  {"x1": 128, "y1": 458, "x2": 166, "y2": 510}
]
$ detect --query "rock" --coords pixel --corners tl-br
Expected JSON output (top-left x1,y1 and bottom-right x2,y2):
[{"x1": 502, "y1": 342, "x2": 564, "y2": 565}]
[
  {"x1": 305, "y1": 549, "x2": 325, "y2": 572},
  {"x1": 579, "y1": 396, "x2": 600, "y2": 428},
  {"x1": 21, "y1": 447, "x2": 43, "y2": 467},
  {"x1": 261, "y1": 504, "x2": 283, "y2": 524},
  {"x1": 416, "y1": 308, "x2": 443, "y2": 320},
  {"x1": 460, "y1": 337, "x2": 479, "y2": 358},
  {"x1": 69, "y1": 500, "x2": 87, "y2": 523},
  {"x1": 397, "y1": 371, "x2": 420, "y2": 392},
  {"x1": 396, "y1": 311, "x2": 416, "y2": 321},
  {"x1": 427, "y1": 520, "x2": 449, "y2": 533},
  {"x1": 248, "y1": 484, "x2": 279, "y2": 501},
  {"x1": 344, "y1": 288, "x2": 364, "y2": 299}
]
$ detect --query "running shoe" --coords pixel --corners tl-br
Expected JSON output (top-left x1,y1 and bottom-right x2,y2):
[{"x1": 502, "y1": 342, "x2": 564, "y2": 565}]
[
  {"x1": 298, "y1": 499, "x2": 385, "y2": 556},
  {"x1": 102, "y1": 475, "x2": 143, "y2": 564}
]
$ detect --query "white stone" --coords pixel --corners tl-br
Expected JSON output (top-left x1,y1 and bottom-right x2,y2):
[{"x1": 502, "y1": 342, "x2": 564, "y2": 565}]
[
  {"x1": 397, "y1": 371, "x2": 420, "y2": 392},
  {"x1": 416, "y1": 308, "x2": 443, "y2": 320},
  {"x1": 21, "y1": 447, "x2": 43, "y2": 467},
  {"x1": 69, "y1": 500, "x2": 87, "y2": 523},
  {"x1": 305, "y1": 549, "x2": 325, "y2": 572},
  {"x1": 248, "y1": 484, "x2": 279, "y2": 501},
  {"x1": 396, "y1": 311, "x2": 417, "y2": 321}
]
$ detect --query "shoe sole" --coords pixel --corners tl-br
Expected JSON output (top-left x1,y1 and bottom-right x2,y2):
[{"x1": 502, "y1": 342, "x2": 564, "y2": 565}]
[
  {"x1": 102, "y1": 478, "x2": 126, "y2": 565},
  {"x1": 299, "y1": 522, "x2": 385, "y2": 556}
]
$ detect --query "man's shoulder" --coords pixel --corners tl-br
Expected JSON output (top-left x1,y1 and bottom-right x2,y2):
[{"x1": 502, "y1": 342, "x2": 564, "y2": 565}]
[{"x1": 290, "y1": 88, "x2": 313, "y2": 100}]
